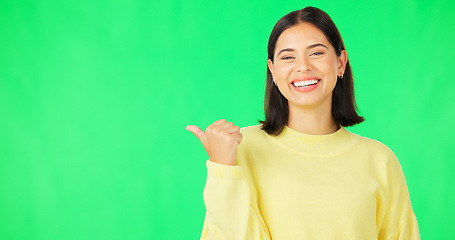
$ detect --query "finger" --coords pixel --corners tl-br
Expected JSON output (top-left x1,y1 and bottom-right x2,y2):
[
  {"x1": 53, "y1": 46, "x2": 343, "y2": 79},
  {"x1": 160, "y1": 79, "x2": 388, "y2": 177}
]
[
  {"x1": 209, "y1": 122, "x2": 235, "y2": 135},
  {"x1": 211, "y1": 119, "x2": 228, "y2": 127},
  {"x1": 186, "y1": 125, "x2": 205, "y2": 142},
  {"x1": 212, "y1": 121, "x2": 234, "y2": 132},
  {"x1": 206, "y1": 119, "x2": 228, "y2": 132},
  {"x1": 218, "y1": 121, "x2": 234, "y2": 129},
  {"x1": 233, "y1": 132, "x2": 243, "y2": 145},
  {"x1": 224, "y1": 125, "x2": 241, "y2": 134}
]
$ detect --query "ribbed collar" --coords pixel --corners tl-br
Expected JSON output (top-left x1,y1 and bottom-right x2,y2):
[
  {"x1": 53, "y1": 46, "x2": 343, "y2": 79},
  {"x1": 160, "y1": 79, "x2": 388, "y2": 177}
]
[{"x1": 269, "y1": 125, "x2": 358, "y2": 155}]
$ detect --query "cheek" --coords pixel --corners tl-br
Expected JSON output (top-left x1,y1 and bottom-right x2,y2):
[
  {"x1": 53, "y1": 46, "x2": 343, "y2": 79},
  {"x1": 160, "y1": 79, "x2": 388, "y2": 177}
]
[
  {"x1": 274, "y1": 63, "x2": 293, "y2": 78},
  {"x1": 317, "y1": 59, "x2": 336, "y2": 73},
  {"x1": 315, "y1": 62, "x2": 337, "y2": 83}
]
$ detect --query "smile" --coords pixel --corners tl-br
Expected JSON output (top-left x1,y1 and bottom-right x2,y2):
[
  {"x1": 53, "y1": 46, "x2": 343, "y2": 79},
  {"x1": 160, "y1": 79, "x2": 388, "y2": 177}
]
[
  {"x1": 292, "y1": 79, "x2": 320, "y2": 87},
  {"x1": 291, "y1": 79, "x2": 321, "y2": 92}
]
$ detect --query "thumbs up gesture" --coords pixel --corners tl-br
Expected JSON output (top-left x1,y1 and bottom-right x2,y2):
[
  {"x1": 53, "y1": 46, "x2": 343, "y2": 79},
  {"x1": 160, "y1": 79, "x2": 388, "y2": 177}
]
[{"x1": 186, "y1": 119, "x2": 243, "y2": 166}]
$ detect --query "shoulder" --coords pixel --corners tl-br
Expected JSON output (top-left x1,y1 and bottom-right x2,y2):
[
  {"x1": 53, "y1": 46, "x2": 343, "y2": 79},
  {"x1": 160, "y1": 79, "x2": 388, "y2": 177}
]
[
  {"x1": 237, "y1": 125, "x2": 268, "y2": 150},
  {"x1": 347, "y1": 132, "x2": 406, "y2": 182},
  {"x1": 359, "y1": 135, "x2": 395, "y2": 154},
  {"x1": 350, "y1": 131, "x2": 398, "y2": 164},
  {"x1": 239, "y1": 125, "x2": 269, "y2": 142},
  {"x1": 240, "y1": 124, "x2": 264, "y2": 135}
]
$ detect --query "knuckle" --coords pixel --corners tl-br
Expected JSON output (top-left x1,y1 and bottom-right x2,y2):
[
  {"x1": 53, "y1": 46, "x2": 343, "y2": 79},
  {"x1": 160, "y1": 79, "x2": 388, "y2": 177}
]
[
  {"x1": 213, "y1": 127, "x2": 225, "y2": 136},
  {"x1": 219, "y1": 130, "x2": 229, "y2": 137}
]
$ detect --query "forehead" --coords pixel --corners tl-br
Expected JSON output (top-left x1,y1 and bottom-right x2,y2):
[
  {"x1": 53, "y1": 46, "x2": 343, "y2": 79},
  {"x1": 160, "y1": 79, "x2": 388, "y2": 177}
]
[{"x1": 275, "y1": 22, "x2": 331, "y2": 50}]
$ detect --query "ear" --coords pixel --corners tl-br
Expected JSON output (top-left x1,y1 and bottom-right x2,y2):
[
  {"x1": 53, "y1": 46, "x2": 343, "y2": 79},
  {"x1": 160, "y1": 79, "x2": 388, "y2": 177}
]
[
  {"x1": 267, "y1": 59, "x2": 275, "y2": 79},
  {"x1": 337, "y1": 50, "x2": 348, "y2": 75}
]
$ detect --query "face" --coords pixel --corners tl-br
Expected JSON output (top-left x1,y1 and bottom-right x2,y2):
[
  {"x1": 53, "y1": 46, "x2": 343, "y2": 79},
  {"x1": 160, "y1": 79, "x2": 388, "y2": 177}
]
[{"x1": 268, "y1": 22, "x2": 347, "y2": 110}]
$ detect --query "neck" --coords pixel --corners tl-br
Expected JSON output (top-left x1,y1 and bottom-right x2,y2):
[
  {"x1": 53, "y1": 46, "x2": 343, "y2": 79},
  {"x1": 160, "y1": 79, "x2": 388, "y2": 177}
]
[{"x1": 287, "y1": 100, "x2": 339, "y2": 135}]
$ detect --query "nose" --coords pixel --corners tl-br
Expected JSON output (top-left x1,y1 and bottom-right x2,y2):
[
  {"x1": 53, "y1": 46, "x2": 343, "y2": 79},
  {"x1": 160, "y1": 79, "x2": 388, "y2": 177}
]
[{"x1": 296, "y1": 56, "x2": 311, "y2": 72}]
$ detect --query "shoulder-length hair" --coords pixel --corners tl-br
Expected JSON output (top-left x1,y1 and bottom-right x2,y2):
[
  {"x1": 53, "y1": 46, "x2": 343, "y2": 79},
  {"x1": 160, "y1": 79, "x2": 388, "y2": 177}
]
[{"x1": 260, "y1": 6, "x2": 364, "y2": 135}]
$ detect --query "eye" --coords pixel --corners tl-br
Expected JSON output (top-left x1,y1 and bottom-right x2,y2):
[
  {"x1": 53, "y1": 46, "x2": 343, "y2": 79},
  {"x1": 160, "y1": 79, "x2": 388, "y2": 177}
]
[
  {"x1": 311, "y1": 52, "x2": 324, "y2": 56},
  {"x1": 281, "y1": 56, "x2": 294, "y2": 60}
]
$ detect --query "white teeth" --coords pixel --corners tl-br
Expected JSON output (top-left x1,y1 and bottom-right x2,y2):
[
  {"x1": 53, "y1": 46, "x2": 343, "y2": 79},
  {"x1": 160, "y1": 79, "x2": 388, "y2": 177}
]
[{"x1": 293, "y1": 79, "x2": 319, "y2": 87}]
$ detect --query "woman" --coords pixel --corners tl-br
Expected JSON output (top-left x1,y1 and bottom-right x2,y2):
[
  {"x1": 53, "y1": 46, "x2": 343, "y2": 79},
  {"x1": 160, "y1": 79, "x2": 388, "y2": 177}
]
[{"x1": 187, "y1": 6, "x2": 420, "y2": 240}]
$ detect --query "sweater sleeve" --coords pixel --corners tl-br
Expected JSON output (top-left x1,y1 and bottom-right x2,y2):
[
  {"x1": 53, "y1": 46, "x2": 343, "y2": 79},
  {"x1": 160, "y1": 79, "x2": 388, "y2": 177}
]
[
  {"x1": 378, "y1": 153, "x2": 421, "y2": 240},
  {"x1": 200, "y1": 160, "x2": 270, "y2": 240}
]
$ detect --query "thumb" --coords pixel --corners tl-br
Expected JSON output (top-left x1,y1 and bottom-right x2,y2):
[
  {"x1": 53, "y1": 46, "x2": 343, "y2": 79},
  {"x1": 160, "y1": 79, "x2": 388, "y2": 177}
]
[{"x1": 186, "y1": 125, "x2": 205, "y2": 142}]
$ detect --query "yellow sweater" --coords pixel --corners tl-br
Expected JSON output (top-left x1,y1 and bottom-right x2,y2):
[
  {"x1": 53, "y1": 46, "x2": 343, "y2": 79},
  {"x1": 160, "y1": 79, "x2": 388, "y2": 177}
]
[{"x1": 200, "y1": 125, "x2": 420, "y2": 240}]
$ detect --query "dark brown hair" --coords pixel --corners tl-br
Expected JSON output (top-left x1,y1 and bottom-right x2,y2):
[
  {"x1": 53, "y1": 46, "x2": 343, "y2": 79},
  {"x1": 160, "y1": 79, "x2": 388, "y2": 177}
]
[{"x1": 260, "y1": 6, "x2": 364, "y2": 135}]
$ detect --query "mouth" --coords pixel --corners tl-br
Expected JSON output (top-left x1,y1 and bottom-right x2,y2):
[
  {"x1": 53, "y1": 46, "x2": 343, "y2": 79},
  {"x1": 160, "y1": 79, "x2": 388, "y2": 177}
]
[
  {"x1": 290, "y1": 78, "x2": 321, "y2": 92},
  {"x1": 291, "y1": 79, "x2": 320, "y2": 88}
]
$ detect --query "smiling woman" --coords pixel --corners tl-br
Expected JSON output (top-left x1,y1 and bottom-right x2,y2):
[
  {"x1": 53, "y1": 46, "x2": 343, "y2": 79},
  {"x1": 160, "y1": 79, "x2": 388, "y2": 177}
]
[
  {"x1": 187, "y1": 6, "x2": 421, "y2": 240},
  {"x1": 262, "y1": 9, "x2": 364, "y2": 136},
  {"x1": 267, "y1": 22, "x2": 346, "y2": 135}
]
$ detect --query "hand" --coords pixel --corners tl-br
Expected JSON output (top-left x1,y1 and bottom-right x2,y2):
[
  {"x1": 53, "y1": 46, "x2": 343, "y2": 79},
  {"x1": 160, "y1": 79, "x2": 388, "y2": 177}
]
[{"x1": 186, "y1": 119, "x2": 243, "y2": 166}]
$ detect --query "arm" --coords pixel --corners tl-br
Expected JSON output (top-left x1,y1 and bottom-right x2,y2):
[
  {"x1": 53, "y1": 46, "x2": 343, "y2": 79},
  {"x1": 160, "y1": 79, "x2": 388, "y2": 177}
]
[
  {"x1": 378, "y1": 153, "x2": 421, "y2": 240},
  {"x1": 200, "y1": 160, "x2": 270, "y2": 240},
  {"x1": 187, "y1": 120, "x2": 270, "y2": 239}
]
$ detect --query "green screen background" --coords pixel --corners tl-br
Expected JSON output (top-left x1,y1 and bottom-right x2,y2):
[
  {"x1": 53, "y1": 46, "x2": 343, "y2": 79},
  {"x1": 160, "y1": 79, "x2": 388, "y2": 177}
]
[{"x1": 1, "y1": 0, "x2": 454, "y2": 239}]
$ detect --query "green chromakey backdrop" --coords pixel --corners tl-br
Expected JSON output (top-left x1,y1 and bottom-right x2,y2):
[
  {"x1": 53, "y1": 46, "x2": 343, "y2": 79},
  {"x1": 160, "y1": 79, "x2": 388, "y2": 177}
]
[{"x1": 1, "y1": 0, "x2": 454, "y2": 239}]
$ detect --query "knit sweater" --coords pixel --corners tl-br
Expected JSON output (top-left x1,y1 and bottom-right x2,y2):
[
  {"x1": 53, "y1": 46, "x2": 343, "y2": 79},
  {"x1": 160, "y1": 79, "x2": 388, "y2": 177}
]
[{"x1": 200, "y1": 125, "x2": 420, "y2": 240}]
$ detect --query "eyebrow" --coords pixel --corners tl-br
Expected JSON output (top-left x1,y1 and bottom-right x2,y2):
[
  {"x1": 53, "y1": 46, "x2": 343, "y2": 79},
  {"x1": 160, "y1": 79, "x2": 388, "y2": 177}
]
[{"x1": 276, "y1": 43, "x2": 328, "y2": 57}]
